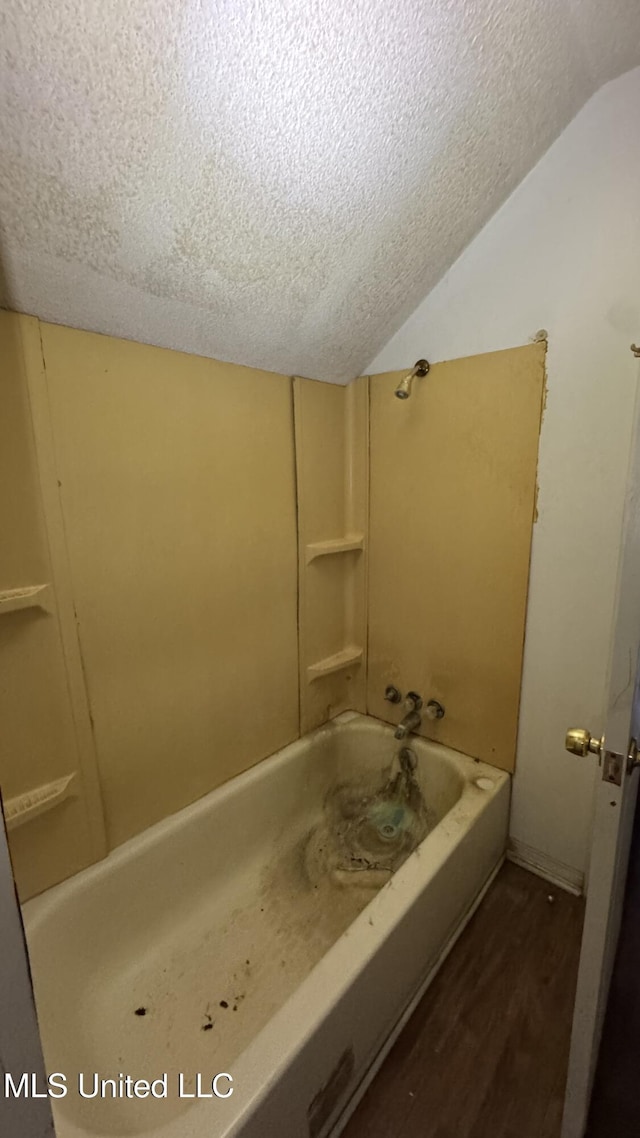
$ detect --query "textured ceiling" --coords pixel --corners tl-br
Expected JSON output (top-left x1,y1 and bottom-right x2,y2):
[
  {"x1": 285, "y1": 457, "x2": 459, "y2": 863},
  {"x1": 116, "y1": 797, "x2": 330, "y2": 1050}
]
[{"x1": 1, "y1": 1, "x2": 639, "y2": 383}]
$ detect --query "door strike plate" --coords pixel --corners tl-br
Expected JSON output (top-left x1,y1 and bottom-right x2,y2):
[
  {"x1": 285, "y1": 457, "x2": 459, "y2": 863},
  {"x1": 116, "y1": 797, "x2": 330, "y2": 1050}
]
[{"x1": 602, "y1": 751, "x2": 623, "y2": 787}]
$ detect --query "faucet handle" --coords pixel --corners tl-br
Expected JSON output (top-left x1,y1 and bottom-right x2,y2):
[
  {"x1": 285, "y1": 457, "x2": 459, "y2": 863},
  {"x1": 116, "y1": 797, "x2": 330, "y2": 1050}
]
[
  {"x1": 405, "y1": 691, "x2": 423, "y2": 712},
  {"x1": 425, "y1": 699, "x2": 445, "y2": 720}
]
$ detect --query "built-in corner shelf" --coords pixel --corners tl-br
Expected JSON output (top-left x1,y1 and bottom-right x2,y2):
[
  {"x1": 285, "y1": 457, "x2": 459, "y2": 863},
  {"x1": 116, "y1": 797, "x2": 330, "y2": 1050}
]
[
  {"x1": 0, "y1": 584, "x2": 52, "y2": 616},
  {"x1": 305, "y1": 534, "x2": 365, "y2": 564},
  {"x1": 307, "y1": 645, "x2": 363, "y2": 682},
  {"x1": 3, "y1": 773, "x2": 77, "y2": 832}
]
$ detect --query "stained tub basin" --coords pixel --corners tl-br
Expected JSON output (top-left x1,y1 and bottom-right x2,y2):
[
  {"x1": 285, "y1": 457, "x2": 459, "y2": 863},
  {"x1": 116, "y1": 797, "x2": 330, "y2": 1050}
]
[{"x1": 23, "y1": 711, "x2": 510, "y2": 1138}]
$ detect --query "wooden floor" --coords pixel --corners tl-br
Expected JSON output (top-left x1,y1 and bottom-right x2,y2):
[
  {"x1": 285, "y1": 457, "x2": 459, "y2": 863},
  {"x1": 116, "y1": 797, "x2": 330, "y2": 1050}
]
[{"x1": 342, "y1": 862, "x2": 584, "y2": 1138}]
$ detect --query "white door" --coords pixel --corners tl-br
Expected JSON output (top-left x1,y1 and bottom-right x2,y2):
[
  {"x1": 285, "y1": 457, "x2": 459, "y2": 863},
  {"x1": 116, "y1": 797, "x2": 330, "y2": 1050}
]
[
  {"x1": 561, "y1": 365, "x2": 640, "y2": 1138},
  {"x1": 0, "y1": 799, "x2": 54, "y2": 1136}
]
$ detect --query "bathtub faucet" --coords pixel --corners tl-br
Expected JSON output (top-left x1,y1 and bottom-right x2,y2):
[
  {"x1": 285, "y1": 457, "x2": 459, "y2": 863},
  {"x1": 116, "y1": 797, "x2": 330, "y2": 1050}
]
[
  {"x1": 394, "y1": 691, "x2": 423, "y2": 740},
  {"x1": 394, "y1": 709, "x2": 422, "y2": 740},
  {"x1": 394, "y1": 692, "x2": 445, "y2": 740}
]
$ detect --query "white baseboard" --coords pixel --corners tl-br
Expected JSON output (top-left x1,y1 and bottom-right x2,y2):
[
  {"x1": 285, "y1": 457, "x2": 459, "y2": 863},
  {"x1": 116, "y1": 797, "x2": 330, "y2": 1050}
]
[
  {"x1": 329, "y1": 856, "x2": 505, "y2": 1138},
  {"x1": 507, "y1": 838, "x2": 583, "y2": 896}
]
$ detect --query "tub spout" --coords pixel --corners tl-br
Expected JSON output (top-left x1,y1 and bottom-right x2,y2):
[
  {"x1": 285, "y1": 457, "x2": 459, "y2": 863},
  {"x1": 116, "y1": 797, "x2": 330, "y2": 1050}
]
[{"x1": 394, "y1": 710, "x2": 422, "y2": 740}]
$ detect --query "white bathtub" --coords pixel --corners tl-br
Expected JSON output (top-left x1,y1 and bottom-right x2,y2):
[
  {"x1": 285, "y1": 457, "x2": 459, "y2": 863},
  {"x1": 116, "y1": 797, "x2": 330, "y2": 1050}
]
[{"x1": 24, "y1": 712, "x2": 510, "y2": 1138}]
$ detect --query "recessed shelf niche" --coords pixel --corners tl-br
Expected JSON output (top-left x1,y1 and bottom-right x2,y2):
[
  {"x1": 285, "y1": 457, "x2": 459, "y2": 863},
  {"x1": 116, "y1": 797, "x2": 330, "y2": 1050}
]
[{"x1": 294, "y1": 376, "x2": 369, "y2": 732}]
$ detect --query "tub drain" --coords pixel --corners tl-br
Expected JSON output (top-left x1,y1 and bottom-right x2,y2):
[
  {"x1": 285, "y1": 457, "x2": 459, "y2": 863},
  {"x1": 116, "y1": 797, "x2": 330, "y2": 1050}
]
[{"x1": 303, "y1": 757, "x2": 435, "y2": 891}]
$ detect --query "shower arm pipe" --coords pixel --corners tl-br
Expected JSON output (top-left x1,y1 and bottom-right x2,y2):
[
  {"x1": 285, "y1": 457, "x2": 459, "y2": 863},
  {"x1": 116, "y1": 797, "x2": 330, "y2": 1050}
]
[{"x1": 411, "y1": 359, "x2": 430, "y2": 378}]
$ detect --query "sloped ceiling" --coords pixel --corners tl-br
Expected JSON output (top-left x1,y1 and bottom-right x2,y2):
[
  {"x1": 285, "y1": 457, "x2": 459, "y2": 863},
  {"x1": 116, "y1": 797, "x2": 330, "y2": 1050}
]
[{"x1": 1, "y1": 1, "x2": 639, "y2": 383}]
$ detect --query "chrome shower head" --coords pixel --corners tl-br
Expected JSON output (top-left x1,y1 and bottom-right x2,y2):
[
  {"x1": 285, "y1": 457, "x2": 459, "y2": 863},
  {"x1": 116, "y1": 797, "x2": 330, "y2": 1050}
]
[{"x1": 394, "y1": 359, "x2": 430, "y2": 400}]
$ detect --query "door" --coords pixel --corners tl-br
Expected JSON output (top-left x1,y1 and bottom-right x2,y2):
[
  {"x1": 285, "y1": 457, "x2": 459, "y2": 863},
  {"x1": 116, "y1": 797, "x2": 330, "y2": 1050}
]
[
  {"x1": 0, "y1": 798, "x2": 54, "y2": 1136},
  {"x1": 561, "y1": 366, "x2": 640, "y2": 1138}
]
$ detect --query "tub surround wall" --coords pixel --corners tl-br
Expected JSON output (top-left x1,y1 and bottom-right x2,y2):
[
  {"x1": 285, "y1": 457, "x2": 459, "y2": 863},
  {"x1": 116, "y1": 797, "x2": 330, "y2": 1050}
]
[
  {"x1": 367, "y1": 344, "x2": 545, "y2": 773},
  {"x1": 2, "y1": 313, "x2": 300, "y2": 896},
  {"x1": 294, "y1": 375, "x2": 369, "y2": 733},
  {"x1": 2, "y1": 313, "x2": 542, "y2": 899},
  {"x1": 0, "y1": 312, "x2": 106, "y2": 898},
  {"x1": 39, "y1": 323, "x2": 300, "y2": 851}
]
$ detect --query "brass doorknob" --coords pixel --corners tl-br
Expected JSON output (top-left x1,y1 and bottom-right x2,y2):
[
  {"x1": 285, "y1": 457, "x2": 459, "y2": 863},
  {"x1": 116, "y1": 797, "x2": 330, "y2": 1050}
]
[{"x1": 565, "y1": 728, "x2": 604, "y2": 758}]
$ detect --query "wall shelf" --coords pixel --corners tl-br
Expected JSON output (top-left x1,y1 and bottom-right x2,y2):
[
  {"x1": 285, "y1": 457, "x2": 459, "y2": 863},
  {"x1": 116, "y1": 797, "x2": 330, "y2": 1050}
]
[
  {"x1": 0, "y1": 583, "x2": 52, "y2": 615},
  {"x1": 3, "y1": 773, "x2": 77, "y2": 832},
  {"x1": 305, "y1": 534, "x2": 365, "y2": 564},
  {"x1": 307, "y1": 645, "x2": 363, "y2": 682}
]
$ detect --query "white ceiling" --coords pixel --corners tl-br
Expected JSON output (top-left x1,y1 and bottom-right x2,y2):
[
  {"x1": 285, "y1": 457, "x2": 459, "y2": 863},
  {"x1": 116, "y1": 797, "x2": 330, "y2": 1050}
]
[{"x1": 1, "y1": 1, "x2": 639, "y2": 383}]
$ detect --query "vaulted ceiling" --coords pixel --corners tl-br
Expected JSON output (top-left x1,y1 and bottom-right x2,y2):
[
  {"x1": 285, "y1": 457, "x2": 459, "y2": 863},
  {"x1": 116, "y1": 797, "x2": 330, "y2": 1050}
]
[{"x1": 1, "y1": 1, "x2": 639, "y2": 382}]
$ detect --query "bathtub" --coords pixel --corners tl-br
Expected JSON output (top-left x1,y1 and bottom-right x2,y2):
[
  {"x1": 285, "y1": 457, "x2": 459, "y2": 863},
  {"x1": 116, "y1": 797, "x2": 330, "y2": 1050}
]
[{"x1": 23, "y1": 712, "x2": 509, "y2": 1138}]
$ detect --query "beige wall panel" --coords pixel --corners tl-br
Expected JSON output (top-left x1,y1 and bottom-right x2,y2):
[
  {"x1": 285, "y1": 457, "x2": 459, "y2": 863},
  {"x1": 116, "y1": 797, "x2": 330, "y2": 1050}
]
[
  {"x1": 41, "y1": 324, "x2": 299, "y2": 848},
  {"x1": 0, "y1": 315, "x2": 48, "y2": 587},
  {"x1": 367, "y1": 343, "x2": 545, "y2": 772},
  {"x1": 296, "y1": 380, "x2": 348, "y2": 535},
  {"x1": 0, "y1": 313, "x2": 103, "y2": 898},
  {"x1": 294, "y1": 376, "x2": 369, "y2": 732}
]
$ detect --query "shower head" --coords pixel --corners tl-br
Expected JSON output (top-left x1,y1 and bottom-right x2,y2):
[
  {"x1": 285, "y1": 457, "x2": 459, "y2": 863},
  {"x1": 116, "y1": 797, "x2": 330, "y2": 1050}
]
[{"x1": 394, "y1": 359, "x2": 430, "y2": 400}]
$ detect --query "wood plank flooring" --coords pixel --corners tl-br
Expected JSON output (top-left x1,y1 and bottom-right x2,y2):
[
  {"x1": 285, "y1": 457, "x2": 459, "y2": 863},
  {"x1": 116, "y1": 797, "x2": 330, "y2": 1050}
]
[{"x1": 342, "y1": 862, "x2": 584, "y2": 1138}]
